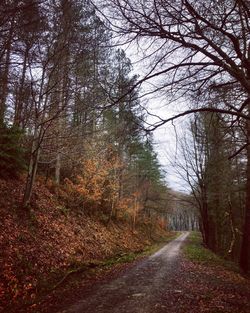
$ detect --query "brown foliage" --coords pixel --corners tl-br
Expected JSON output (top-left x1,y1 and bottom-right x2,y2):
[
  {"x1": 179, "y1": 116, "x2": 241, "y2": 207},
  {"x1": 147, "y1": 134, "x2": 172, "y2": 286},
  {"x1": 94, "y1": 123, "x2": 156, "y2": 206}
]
[{"x1": 0, "y1": 177, "x2": 168, "y2": 311}]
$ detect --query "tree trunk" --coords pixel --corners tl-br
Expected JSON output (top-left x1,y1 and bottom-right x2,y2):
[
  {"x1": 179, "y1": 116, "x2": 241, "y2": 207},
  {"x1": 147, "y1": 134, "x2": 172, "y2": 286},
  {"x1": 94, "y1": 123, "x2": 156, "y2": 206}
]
[
  {"x1": 23, "y1": 127, "x2": 41, "y2": 207},
  {"x1": 0, "y1": 17, "x2": 14, "y2": 123},
  {"x1": 132, "y1": 197, "x2": 137, "y2": 231},
  {"x1": 240, "y1": 111, "x2": 250, "y2": 273},
  {"x1": 55, "y1": 152, "x2": 61, "y2": 184},
  {"x1": 227, "y1": 196, "x2": 236, "y2": 255},
  {"x1": 14, "y1": 44, "x2": 29, "y2": 127},
  {"x1": 200, "y1": 198, "x2": 210, "y2": 247}
]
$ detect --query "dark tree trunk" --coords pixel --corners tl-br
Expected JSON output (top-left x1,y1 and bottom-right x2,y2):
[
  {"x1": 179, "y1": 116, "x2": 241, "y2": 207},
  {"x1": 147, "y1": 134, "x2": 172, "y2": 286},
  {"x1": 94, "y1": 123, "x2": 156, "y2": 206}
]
[
  {"x1": 0, "y1": 17, "x2": 14, "y2": 123},
  {"x1": 14, "y1": 44, "x2": 29, "y2": 127},
  {"x1": 240, "y1": 112, "x2": 250, "y2": 273},
  {"x1": 202, "y1": 205, "x2": 210, "y2": 247},
  {"x1": 23, "y1": 127, "x2": 41, "y2": 207}
]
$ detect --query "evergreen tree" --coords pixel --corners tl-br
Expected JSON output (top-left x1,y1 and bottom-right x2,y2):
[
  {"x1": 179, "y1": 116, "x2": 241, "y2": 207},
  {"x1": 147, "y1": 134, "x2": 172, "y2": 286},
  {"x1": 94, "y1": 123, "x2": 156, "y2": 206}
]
[{"x1": 0, "y1": 123, "x2": 26, "y2": 177}]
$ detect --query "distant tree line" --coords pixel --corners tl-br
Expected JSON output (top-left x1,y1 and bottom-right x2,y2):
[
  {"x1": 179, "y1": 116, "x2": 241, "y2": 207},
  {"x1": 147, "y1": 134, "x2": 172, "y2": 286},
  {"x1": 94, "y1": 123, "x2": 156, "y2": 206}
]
[{"x1": 167, "y1": 192, "x2": 199, "y2": 231}]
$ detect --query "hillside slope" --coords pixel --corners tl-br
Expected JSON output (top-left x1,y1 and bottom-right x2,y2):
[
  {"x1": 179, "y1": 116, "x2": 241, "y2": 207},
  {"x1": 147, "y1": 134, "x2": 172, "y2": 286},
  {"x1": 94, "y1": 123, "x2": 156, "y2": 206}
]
[{"x1": 0, "y1": 177, "x2": 169, "y2": 312}]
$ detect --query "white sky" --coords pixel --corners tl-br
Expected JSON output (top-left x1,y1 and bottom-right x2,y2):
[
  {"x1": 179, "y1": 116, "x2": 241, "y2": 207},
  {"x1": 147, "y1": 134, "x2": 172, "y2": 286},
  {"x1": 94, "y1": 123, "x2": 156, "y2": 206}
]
[
  {"x1": 148, "y1": 107, "x2": 191, "y2": 193},
  {"x1": 124, "y1": 46, "x2": 191, "y2": 192}
]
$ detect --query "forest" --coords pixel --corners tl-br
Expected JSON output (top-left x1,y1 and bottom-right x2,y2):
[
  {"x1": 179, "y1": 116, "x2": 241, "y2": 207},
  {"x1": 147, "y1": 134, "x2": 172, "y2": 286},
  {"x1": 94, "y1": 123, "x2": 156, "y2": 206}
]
[
  {"x1": 0, "y1": 1, "x2": 173, "y2": 309},
  {"x1": 1, "y1": 0, "x2": 250, "y2": 312}
]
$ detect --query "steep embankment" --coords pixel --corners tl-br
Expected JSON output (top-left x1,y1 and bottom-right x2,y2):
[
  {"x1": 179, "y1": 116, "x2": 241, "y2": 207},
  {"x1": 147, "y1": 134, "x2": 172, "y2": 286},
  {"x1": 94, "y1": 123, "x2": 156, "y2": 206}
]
[{"x1": 0, "y1": 177, "x2": 169, "y2": 312}]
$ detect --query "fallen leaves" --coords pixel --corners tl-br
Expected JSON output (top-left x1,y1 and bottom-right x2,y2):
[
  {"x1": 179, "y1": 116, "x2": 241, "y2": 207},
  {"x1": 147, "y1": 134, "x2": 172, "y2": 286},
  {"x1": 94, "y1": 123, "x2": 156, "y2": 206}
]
[
  {"x1": 171, "y1": 260, "x2": 250, "y2": 313},
  {"x1": 0, "y1": 177, "x2": 167, "y2": 312}
]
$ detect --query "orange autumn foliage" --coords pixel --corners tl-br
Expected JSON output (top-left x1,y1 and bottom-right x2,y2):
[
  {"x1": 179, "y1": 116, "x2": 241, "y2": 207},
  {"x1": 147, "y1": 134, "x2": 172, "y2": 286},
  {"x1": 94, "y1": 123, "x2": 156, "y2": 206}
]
[{"x1": 64, "y1": 153, "x2": 122, "y2": 211}]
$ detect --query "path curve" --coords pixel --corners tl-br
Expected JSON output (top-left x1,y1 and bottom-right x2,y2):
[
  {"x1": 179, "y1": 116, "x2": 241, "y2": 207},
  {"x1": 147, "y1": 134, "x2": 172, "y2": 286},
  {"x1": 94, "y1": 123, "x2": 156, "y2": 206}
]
[{"x1": 60, "y1": 232, "x2": 190, "y2": 313}]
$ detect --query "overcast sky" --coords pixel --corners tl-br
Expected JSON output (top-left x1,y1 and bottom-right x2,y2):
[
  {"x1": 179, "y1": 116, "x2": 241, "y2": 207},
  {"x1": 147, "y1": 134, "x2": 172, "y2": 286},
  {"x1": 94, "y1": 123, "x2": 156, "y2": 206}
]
[
  {"x1": 148, "y1": 107, "x2": 191, "y2": 193},
  {"x1": 123, "y1": 46, "x2": 191, "y2": 192}
]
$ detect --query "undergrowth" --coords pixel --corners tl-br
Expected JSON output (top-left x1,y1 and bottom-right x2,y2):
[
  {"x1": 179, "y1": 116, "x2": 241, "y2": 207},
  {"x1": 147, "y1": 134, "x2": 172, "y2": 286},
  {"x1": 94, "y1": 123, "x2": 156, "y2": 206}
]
[
  {"x1": 102, "y1": 236, "x2": 170, "y2": 267},
  {"x1": 184, "y1": 232, "x2": 239, "y2": 272}
]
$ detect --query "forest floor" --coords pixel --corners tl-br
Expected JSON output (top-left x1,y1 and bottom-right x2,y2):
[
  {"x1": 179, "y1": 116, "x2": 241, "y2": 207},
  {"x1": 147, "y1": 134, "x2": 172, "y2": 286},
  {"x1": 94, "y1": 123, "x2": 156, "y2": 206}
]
[
  {"x1": 0, "y1": 176, "x2": 171, "y2": 312},
  {"x1": 38, "y1": 232, "x2": 250, "y2": 313},
  {"x1": 1, "y1": 177, "x2": 250, "y2": 313}
]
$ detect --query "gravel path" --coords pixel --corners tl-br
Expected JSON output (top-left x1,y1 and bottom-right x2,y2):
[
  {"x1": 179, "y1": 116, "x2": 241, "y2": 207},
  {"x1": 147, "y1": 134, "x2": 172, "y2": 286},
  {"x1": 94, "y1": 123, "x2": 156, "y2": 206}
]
[{"x1": 59, "y1": 232, "x2": 190, "y2": 313}]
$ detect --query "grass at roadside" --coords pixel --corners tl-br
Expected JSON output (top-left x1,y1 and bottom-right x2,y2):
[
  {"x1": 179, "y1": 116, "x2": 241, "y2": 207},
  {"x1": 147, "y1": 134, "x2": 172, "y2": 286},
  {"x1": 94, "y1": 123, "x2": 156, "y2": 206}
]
[{"x1": 184, "y1": 231, "x2": 239, "y2": 272}]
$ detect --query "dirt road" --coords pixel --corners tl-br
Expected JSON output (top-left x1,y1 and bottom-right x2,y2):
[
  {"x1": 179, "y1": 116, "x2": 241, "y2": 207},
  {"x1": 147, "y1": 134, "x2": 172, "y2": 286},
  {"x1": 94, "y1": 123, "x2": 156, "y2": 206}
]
[
  {"x1": 59, "y1": 232, "x2": 190, "y2": 313},
  {"x1": 52, "y1": 231, "x2": 250, "y2": 313}
]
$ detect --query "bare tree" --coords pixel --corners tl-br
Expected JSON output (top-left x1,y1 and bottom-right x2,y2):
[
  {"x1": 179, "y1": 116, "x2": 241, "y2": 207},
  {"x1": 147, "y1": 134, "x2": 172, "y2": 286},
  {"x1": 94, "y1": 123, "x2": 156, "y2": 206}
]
[
  {"x1": 99, "y1": 0, "x2": 250, "y2": 272},
  {"x1": 170, "y1": 113, "x2": 244, "y2": 256}
]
